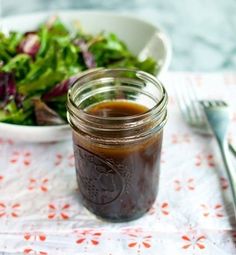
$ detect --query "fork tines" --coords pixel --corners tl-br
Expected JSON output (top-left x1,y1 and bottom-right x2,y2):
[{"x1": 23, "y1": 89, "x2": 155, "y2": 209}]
[{"x1": 200, "y1": 100, "x2": 228, "y2": 108}]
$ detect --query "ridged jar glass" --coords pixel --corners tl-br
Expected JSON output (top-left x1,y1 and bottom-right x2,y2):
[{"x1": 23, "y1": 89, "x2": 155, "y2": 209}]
[{"x1": 67, "y1": 68, "x2": 168, "y2": 222}]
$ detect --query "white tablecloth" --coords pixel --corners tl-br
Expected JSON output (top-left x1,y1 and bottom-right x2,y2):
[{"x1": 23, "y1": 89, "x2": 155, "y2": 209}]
[{"x1": 0, "y1": 72, "x2": 236, "y2": 254}]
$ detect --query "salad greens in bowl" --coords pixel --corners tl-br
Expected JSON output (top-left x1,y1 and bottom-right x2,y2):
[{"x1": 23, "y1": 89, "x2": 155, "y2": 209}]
[{"x1": 0, "y1": 11, "x2": 171, "y2": 142}]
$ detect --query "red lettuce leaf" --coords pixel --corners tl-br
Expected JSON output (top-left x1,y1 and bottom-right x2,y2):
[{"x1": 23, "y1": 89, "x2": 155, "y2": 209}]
[
  {"x1": 0, "y1": 72, "x2": 23, "y2": 108},
  {"x1": 0, "y1": 72, "x2": 15, "y2": 104},
  {"x1": 33, "y1": 98, "x2": 66, "y2": 125},
  {"x1": 74, "y1": 39, "x2": 96, "y2": 69},
  {"x1": 42, "y1": 75, "x2": 79, "y2": 101},
  {"x1": 18, "y1": 34, "x2": 40, "y2": 58},
  {"x1": 0, "y1": 73, "x2": 6, "y2": 100}
]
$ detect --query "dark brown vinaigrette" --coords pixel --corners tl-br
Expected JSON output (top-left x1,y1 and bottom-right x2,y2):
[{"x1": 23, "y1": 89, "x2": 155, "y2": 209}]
[
  {"x1": 72, "y1": 100, "x2": 163, "y2": 222},
  {"x1": 87, "y1": 100, "x2": 149, "y2": 117}
]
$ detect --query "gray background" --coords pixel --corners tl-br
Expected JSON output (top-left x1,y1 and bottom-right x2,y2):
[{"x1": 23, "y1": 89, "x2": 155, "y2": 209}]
[{"x1": 1, "y1": 0, "x2": 235, "y2": 71}]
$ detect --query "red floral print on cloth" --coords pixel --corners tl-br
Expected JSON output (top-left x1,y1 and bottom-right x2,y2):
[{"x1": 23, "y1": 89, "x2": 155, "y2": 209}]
[
  {"x1": 0, "y1": 176, "x2": 4, "y2": 191},
  {"x1": 171, "y1": 134, "x2": 191, "y2": 144},
  {"x1": 24, "y1": 232, "x2": 47, "y2": 242},
  {"x1": 23, "y1": 248, "x2": 47, "y2": 255},
  {"x1": 182, "y1": 235, "x2": 206, "y2": 250},
  {"x1": 23, "y1": 232, "x2": 47, "y2": 254},
  {"x1": 148, "y1": 202, "x2": 170, "y2": 216},
  {"x1": 0, "y1": 138, "x2": 13, "y2": 145},
  {"x1": 161, "y1": 151, "x2": 165, "y2": 164},
  {"x1": 48, "y1": 202, "x2": 71, "y2": 220},
  {"x1": 10, "y1": 151, "x2": 31, "y2": 166},
  {"x1": 174, "y1": 178, "x2": 195, "y2": 191},
  {"x1": 200, "y1": 204, "x2": 224, "y2": 218},
  {"x1": 0, "y1": 202, "x2": 21, "y2": 217},
  {"x1": 122, "y1": 228, "x2": 152, "y2": 254},
  {"x1": 75, "y1": 229, "x2": 102, "y2": 245},
  {"x1": 195, "y1": 153, "x2": 215, "y2": 167},
  {"x1": 75, "y1": 229, "x2": 102, "y2": 252},
  {"x1": 181, "y1": 228, "x2": 206, "y2": 250},
  {"x1": 54, "y1": 153, "x2": 74, "y2": 167},
  {"x1": 28, "y1": 178, "x2": 49, "y2": 192},
  {"x1": 220, "y1": 176, "x2": 229, "y2": 190}
]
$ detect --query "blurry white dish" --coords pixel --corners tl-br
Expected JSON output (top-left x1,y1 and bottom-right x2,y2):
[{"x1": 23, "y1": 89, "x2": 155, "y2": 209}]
[{"x1": 0, "y1": 10, "x2": 172, "y2": 143}]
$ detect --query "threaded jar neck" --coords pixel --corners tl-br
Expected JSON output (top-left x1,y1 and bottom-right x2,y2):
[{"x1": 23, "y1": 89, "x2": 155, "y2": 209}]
[{"x1": 67, "y1": 68, "x2": 168, "y2": 144}]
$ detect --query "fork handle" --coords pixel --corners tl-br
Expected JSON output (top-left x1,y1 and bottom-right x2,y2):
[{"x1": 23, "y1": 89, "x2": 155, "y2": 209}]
[
  {"x1": 218, "y1": 139, "x2": 236, "y2": 215},
  {"x1": 229, "y1": 143, "x2": 236, "y2": 157}
]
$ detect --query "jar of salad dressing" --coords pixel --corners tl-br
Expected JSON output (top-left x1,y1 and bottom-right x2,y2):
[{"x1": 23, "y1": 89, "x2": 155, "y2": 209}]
[{"x1": 67, "y1": 69, "x2": 168, "y2": 222}]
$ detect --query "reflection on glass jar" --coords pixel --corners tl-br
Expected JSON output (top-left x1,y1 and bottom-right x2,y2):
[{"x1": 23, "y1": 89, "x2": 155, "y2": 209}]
[{"x1": 67, "y1": 68, "x2": 168, "y2": 222}]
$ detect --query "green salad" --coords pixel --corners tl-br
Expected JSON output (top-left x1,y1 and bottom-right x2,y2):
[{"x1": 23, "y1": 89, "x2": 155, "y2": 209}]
[{"x1": 0, "y1": 16, "x2": 158, "y2": 125}]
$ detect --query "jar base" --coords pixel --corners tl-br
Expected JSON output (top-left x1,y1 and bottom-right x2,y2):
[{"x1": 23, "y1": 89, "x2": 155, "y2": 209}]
[{"x1": 85, "y1": 206, "x2": 150, "y2": 223}]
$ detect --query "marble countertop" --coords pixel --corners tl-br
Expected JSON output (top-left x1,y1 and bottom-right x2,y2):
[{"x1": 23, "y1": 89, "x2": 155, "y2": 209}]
[{"x1": 1, "y1": 0, "x2": 236, "y2": 72}]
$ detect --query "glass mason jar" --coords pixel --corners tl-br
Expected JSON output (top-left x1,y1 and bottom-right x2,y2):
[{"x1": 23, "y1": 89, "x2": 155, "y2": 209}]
[{"x1": 67, "y1": 68, "x2": 168, "y2": 222}]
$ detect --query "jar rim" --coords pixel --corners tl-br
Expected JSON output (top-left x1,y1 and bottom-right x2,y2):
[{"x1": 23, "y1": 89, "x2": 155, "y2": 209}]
[{"x1": 67, "y1": 68, "x2": 168, "y2": 123}]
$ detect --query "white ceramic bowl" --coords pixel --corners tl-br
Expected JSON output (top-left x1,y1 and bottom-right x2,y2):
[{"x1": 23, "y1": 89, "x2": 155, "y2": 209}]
[{"x1": 0, "y1": 10, "x2": 172, "y2": 143}]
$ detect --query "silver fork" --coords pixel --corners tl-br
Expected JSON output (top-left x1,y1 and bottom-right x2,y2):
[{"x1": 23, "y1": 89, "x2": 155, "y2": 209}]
[
  {"x1": 175, "y1": 81, "x2": 236, "y2": 215},
  {"x1": 200, "y1": 100, "x2": 236, "y2": 215},
  {"x1": 175, "y1": 81, "x2": 236, "y2": 156}
]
